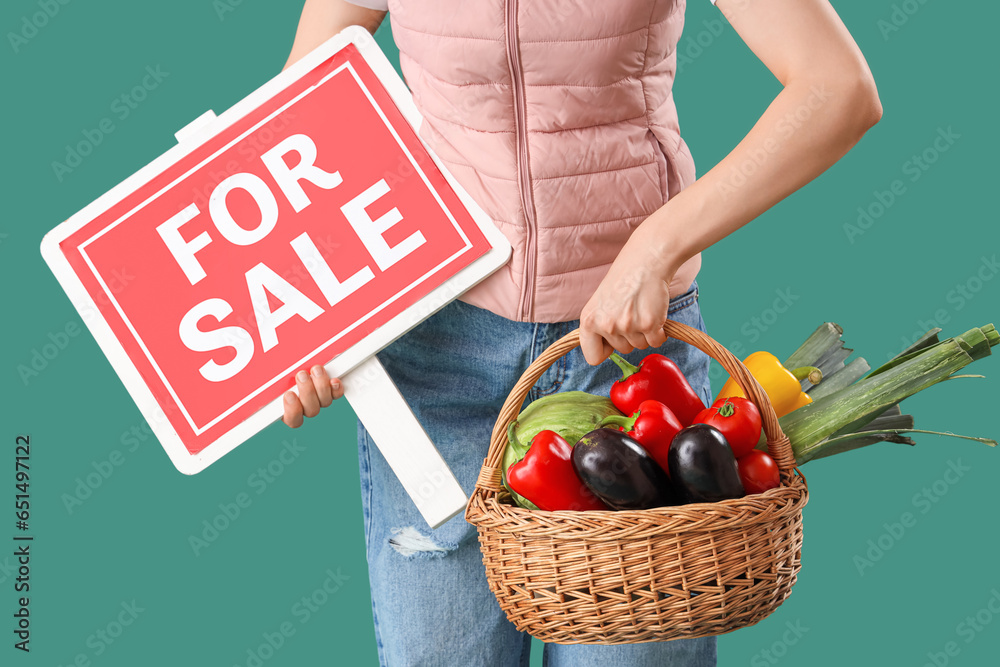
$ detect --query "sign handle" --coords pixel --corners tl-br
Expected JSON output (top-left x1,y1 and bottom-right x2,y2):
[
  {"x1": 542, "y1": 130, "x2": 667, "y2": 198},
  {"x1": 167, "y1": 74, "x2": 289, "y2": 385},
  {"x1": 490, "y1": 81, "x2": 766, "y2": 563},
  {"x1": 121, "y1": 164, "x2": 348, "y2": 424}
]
[
  {"x1": 174, "y1": 109, "x2": 218, "y2": 144},
  {"x1": 340, "y1": 356, "x2": 468, "y2": 529}
]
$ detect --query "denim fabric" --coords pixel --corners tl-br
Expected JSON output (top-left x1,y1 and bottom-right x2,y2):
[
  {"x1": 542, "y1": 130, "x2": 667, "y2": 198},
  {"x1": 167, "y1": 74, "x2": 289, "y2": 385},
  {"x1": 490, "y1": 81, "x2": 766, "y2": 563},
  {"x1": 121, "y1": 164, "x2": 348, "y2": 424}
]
[{"x1": 356, "y1": 283, "x2": 717, "y2": 667}]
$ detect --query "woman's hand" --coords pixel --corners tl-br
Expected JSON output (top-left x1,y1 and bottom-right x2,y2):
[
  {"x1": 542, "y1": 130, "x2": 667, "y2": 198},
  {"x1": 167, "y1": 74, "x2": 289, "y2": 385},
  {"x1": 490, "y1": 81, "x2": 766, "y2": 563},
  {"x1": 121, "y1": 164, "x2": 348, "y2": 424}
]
[
  {"x1": 282, "y1": 365, "x2": 345, "y2": 428},
  {"x1": 579, "y1": 234, "x2": 675, "y2": 366}
]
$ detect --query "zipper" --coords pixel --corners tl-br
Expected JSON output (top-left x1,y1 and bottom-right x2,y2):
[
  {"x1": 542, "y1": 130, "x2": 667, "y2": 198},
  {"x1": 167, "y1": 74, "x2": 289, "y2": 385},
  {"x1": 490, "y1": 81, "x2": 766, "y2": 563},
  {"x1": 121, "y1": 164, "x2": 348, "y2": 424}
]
[
  {"x1": 647, "y1": 131, "x2": 669, "y2": 204},
  {"x1": 504, "y1": 0, "x2": 538, "y2": 321}
]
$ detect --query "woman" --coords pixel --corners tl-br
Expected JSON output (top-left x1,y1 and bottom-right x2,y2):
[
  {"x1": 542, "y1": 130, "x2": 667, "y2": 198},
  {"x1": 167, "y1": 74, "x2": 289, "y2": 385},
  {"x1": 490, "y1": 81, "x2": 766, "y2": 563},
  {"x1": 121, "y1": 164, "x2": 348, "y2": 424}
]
[{"x1": 280, "y1": 1, "x2": 882, "y2": 665}]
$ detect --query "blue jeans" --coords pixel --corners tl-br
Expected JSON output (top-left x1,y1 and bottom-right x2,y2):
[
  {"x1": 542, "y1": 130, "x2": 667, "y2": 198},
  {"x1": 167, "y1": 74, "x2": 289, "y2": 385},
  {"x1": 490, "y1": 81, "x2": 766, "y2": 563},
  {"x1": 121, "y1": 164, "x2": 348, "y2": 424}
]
[{"x1": 357, "y1": 282, "x2": 717, "y2": 667}]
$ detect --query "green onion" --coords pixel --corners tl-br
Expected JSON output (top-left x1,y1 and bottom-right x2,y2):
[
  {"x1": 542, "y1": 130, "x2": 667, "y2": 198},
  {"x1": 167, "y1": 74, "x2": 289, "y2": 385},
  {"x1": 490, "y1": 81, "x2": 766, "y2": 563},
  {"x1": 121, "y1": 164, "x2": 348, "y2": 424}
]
[
  {"x1": 784, "y1": 322, "x2": 852, "y2": 391},
  {"x1": 808, "y1": 357, "x2": 871, "y2": 400},
  {"x1": 758, "y1": 324, "x2": 998, "y2": 464},
  {"x1": 784, "y1": 322, "x2": 844, "y2": 369}
]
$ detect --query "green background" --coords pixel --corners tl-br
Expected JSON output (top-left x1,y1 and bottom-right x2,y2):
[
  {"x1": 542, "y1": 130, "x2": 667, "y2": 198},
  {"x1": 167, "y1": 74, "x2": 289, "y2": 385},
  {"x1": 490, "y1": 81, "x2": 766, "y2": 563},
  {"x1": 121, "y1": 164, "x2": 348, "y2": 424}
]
[{"x1": 2, "y1": 1, "x2": 997, "y2": 665}]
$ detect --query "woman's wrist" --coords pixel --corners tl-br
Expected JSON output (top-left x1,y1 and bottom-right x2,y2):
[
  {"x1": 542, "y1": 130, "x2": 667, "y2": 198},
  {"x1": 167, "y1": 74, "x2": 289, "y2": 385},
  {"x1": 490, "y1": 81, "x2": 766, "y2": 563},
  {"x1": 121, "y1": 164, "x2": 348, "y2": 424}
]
[{"x1": 629, "y1": 197, "x2": 700, "y2": 288}]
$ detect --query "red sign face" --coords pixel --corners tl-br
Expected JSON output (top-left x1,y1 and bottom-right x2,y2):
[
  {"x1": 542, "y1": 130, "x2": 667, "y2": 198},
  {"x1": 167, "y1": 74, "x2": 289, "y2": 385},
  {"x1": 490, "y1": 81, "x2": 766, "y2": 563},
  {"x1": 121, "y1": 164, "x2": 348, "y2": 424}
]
[{"x1": 58, "y1": 44, "x2": 491, "y2": 455}]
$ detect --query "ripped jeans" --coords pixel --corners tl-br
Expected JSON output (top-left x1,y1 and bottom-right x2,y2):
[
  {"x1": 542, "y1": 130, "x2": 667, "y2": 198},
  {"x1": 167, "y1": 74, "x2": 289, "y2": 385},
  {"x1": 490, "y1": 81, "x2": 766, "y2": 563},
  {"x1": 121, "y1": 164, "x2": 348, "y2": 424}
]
[{"x1": 356, "y1": 283, "x2": 717, "y2": 667}]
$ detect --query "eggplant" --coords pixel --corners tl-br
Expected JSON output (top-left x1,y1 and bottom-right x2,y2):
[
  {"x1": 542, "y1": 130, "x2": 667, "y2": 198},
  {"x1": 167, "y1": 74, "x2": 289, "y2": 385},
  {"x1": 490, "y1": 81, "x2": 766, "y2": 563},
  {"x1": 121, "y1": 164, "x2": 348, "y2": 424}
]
[
  {"x1": 667, "y1": 424, "x2": 746, "y2": 504},
  {"x1": 571, "y1": 428, "x2": 677, "y2": 510}
]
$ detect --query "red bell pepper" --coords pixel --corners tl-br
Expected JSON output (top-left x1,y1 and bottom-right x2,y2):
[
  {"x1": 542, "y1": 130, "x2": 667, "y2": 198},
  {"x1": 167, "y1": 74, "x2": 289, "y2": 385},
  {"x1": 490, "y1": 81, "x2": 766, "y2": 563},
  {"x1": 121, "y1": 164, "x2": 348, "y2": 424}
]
[
  {"x1": 692, "y1": 397, "x2": 763, "y2": 458},
  {"x1": 505, "y1": 422, "x2": 609, "y2": 512},
  {"x1": 608, "y1": 352, "x2": 705, "y2": 426},
  {"x1": 597, "y1": 399, "x2": 682, "y2": 475}
]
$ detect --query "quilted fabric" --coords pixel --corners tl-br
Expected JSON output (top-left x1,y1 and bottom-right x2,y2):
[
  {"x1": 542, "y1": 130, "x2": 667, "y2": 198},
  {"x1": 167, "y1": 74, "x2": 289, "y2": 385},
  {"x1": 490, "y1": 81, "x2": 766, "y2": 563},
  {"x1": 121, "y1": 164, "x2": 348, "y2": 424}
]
[{"x1": 388, "y1": 0, "x2": 701, "y2": 322}]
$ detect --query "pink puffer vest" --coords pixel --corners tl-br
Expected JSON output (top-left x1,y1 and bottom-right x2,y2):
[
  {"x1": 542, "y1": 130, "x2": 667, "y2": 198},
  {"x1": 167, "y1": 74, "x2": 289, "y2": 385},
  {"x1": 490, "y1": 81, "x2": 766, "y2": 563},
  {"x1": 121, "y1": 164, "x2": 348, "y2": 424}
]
[{"x1": 388, "y1": 0, "x2": 701, "y2": 323}]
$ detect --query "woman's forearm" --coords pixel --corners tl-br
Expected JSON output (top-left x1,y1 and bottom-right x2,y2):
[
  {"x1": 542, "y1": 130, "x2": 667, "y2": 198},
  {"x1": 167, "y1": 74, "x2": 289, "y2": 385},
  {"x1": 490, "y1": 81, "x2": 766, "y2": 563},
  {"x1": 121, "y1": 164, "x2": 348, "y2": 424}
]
[
  {"x1": 625, "y1": 0, "x2": 882, "y2": 283},
  {"x1": 635, "y1": 71, "x2": 882, "y2": 279},
  {"x1": 283, "y1": 0, "x2": 387, "y2": 71}
]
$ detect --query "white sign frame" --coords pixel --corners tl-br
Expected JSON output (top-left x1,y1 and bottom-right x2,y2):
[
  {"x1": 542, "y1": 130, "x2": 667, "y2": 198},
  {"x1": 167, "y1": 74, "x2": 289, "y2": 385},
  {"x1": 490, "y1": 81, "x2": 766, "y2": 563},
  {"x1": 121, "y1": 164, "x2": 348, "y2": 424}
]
[{"x1": 40, "y1": 26, "x2": 511, "y2": 528}]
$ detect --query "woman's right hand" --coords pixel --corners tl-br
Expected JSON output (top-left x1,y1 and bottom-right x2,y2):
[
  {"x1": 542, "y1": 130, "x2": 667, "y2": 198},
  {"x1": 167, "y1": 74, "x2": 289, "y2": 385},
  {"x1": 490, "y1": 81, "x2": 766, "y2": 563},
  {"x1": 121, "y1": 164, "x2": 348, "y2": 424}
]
[{"x1": 282, "y1": 365, "x2": 345, "y2": 428}]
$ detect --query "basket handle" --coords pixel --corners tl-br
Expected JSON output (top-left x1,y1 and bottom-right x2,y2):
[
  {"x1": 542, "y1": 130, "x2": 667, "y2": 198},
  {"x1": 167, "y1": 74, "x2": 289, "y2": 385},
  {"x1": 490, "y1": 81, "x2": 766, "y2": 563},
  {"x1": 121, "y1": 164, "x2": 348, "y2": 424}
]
[{"x1": 474, "y1": 318, "x2": 797, "y2": 496}]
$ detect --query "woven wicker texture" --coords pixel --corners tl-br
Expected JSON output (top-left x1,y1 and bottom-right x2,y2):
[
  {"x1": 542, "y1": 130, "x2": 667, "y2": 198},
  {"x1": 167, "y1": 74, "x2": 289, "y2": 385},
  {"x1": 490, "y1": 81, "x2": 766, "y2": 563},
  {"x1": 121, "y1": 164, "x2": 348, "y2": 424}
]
[{"x1": 465, "y1": 319, "x2": 809, "y2": 644}]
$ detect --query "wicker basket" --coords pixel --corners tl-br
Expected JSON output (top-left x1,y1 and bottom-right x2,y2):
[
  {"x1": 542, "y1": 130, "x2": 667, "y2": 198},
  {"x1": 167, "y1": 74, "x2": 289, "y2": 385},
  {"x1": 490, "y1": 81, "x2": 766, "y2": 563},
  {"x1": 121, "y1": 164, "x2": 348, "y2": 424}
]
[{"x1": 464, "y1": 319, "x2": 809, "y2": 644}]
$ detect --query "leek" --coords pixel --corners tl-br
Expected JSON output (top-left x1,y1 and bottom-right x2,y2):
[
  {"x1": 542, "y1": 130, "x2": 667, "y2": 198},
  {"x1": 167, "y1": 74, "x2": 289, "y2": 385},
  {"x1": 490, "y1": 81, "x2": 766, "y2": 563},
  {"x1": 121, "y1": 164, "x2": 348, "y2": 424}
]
[{"x1": 757, "y1": 324, "x2": 998, "y2": 465}]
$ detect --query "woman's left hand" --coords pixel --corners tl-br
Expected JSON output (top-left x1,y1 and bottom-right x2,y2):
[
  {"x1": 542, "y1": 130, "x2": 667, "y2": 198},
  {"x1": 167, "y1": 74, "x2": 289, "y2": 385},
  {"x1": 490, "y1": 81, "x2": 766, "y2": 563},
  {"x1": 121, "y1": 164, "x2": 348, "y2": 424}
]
[{"x1": 579, "y1": 234, "x2": 674, "y2": 366}]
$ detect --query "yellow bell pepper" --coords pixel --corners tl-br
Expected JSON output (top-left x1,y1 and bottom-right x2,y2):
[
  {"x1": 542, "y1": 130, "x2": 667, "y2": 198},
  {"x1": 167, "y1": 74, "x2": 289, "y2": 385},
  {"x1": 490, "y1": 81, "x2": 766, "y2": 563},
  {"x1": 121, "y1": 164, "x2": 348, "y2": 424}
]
[{"x1": 715, "y1": 351, "x2": 822, "y2": 419}]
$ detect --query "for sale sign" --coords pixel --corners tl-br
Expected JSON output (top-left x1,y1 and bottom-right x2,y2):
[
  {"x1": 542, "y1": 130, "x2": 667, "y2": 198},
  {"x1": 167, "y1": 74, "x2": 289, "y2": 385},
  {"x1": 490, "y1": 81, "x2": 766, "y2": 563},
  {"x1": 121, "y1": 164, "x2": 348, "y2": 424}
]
[{"x1": 41, "y1": 28, "x2": 510, "y2": 489}]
